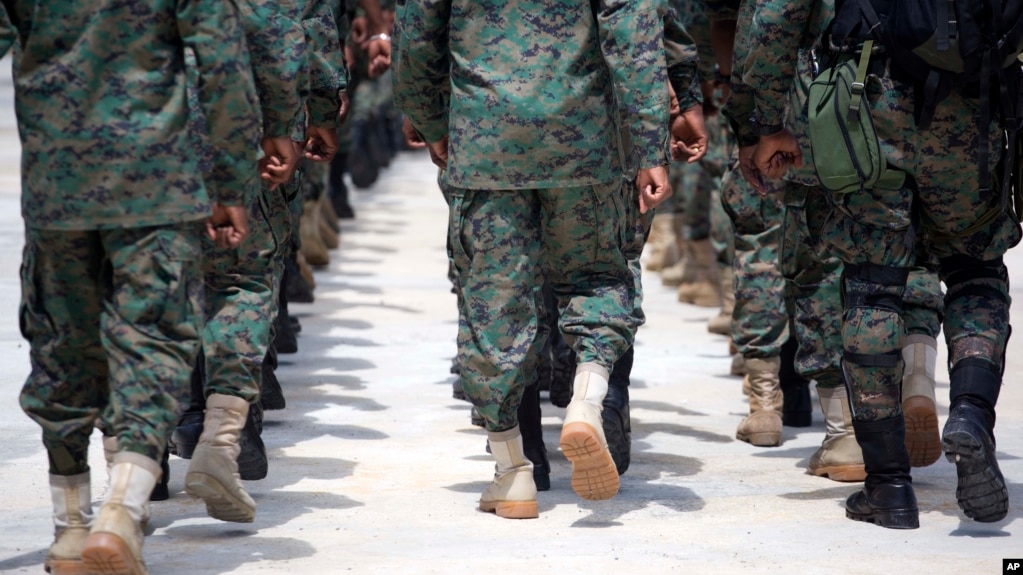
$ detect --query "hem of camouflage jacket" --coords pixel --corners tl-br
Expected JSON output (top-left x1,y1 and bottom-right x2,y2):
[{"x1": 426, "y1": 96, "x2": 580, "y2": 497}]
[
  {"x1": 443, "y1": 174, "x2": 619, "y2": 192},
  {"x1": 24, "y1": 211, "x2": 211, "y2": 231}
]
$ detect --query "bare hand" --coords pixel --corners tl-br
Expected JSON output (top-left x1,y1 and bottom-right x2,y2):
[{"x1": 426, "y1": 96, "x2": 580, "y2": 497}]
[
  {"x1": 636, "y1": 166, "x2": 671, "y2": 214},
  {"x1": 207, "y1": 204, "x2": 249, "y2": 248},
  {"x1": 367, "y1": 37, "x2": 392, "y2": 78},
  {"x1": 339, "y1": 92, "x2": 350, "y2": 125},
  {"x1": 671, "y1": 104, "x2": 709, "y2": 163},
  {"x1": 738, "y1": 145, "x2": 767, "y2": 195},
  {"x1": 753, "y1": 129, "x2": 803, "y2": 182},
  {"x1": 304, "y1": 125, "x2": 339, "y2": 162},
  {"x1": 259, "y1": 136, "x2": 301, "y2": 188},
  {"x1": 350, "y1": 17, "x2": 368, "y2": 46},
  {"x1": 402, "y1": 117, "x2": 427, "y2": 149},
  {"x1": 427, "y1": 136, "x2": 449, "y2": 169}
]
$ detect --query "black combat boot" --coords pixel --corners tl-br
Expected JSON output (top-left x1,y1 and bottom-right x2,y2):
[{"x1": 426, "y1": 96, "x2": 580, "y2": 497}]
[
  {"x1": 942, "y1": 358, "x2": 1007, "y2": 522},
  {"x1": 845, "y1": 415, "x2": 919, "y2": 529},
  {"x1": 149, "y1": 449, "x2": 171, "y2": 501},
  {"x1": 329, "y1": 152, "x2": 355, "y2": 219},
  {"x1": 780, "y1": 337, "x2": 812, "y2": 427},
  {"x1": 260, "y1": 344, "x2": 286, "y2": 411},
  {"x1": 284, "y1": 255, "x2": 314, "y2": 304},
  {"x1": 274, "y1": 290, "x2": 299, "y2": 355},
  {"x1": 518, "y1": 382, "x2": 550, "y2": 491},
  {"x1": 603, "y1": 347, "x2": 633, "y2": 476},
  {"x1": 170, "y1": 354, "x2": 207, "y2": 460},
  {"x1": 237, "y1": 400, "x2": 268, "y2": 481},
  {"x1": 548, "y1": 333, "x2": 575, "y2": 408}
]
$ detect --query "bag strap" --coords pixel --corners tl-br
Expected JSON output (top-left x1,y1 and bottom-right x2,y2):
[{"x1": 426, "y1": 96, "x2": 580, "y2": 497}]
[{"x1": 847, "y1": 40, "x2": 873, "y2": 121}]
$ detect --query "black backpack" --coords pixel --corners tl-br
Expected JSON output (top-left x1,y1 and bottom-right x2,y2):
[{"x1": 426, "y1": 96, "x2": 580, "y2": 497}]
[{"x1": 830, "y1": 0, "x2": 1023, "y2": 212}]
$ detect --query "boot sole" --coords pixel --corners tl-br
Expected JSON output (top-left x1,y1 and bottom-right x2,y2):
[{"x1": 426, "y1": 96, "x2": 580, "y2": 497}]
[
  {"x1": 81, "y1": 533, "x2": 146, "y2": 575},
  {"x1": 808, "y1": 464, "x2": 866, "y2": 482},
  {"x1": 185, "y1": 473, "x2": 256, "y2": 523},
  {"x1": 45, "y1": 558, "x2": 88, "y2": 575},
  {"x1": 845, "y1": 507, "x2": 920, "y2": 529},
  {"x1": 942, "y1": 423, "x2": 1008, "y2": 523},
  {"x1": 735, "y1": 430, "x2": 781, "y2": 447},
  {"x1": 903, "y1": 396, "x2": 941, "y2": 467},
  {"x1": 479, "y1": 499, "x2": 539, "y2": 519},
  {"x1": 560, "y1": 422, "x2": 620, "y2": 501}
]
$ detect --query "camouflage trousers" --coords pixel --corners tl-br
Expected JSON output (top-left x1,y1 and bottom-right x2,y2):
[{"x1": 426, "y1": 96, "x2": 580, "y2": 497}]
[
  {"x1": 823, "y1": 77, "x2": 1020, "y2": 420},
  {"x1": 19, "y1": 223, "x2": 204, "y2": 475},
  {"x1": 723, "y1": 163, "x2": 789, "y2": 360},
  {"x1": 448, "y1": 181, "x2": 639, "y2": 432},
  {"x1": 201, "y1": 185, "x2": 293, "y2": 404}
]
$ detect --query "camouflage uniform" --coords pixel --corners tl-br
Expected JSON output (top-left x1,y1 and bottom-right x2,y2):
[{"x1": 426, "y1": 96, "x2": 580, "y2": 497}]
[
  {"x1": 201, "y1": 0, "x2": 308, "y2": 405},
  {"x1": 394, "y1": 0, "x2": 672, "y2": 432},
  {"x1": 11, "y1": 1, "x2": 260, "y2": 475},
  {"x1": 746, "y1": 0, "x2": 1017, "y2": 525}
]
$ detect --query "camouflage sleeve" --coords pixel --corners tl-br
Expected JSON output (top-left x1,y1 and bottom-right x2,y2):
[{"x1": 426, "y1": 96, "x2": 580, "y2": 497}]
[
  {"x1": 240, "y1": 0, "x2": 306, "y2": 139},
  {"x1": 392, "y1": 0, "x2": 450, "y2": 143},
  {"x1": 0, "y1": 6, "x2": 15, "y2": 57},
  {"x1": 682, "y1": 2, "x2": 716, "y2": 84},
  {"x1": 304, "y1": 0, "x2": 348, "y2": 128},
  {"x1": 741, "y1": 0, "x2": 814, "y2": 128},
  {"x1": 597, "y1": 0, "x2": 671, "y2": 170},
  {"x1": 722, "y1": 0, "x2": 758, "y2": 147},
  {"x1": 663, "y1": 6, "x2": 702, "y2": 111},
  {"x1": 178, "y1": 0, "x2": 262, "y2": 207}
]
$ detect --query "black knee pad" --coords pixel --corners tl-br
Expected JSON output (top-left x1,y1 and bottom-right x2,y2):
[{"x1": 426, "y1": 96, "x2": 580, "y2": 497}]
[
  {"x1": 841, "y1": 263, "x2": 909, "y2": 369},
  {"x1": 940, "y1": 255, "x2": 1009, "y2": 308}
]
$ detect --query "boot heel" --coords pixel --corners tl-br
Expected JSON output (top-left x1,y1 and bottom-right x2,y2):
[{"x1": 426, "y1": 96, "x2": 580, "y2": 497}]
[
  {"x1": 903, "y1": 396, "x2": 940, "y2": 467},
  {"x1": 494, "y1": 501, "x2": 539, "y2": 519},
  {"x1": 560, "y1": 422, "x2": 619, "y2": 501},
  {"x1": 873, "y1": 508, "x2": 920, "y2": 530},
  {"x1": 81, "y1": 532, "x2": 145, "y2": 575},
  {"x1": 185, "y1": 473, "x2": 255, "y2": 523}
]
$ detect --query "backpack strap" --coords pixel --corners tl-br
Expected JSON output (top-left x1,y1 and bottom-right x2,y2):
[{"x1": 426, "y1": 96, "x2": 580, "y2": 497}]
[{"x1": 847, "y1": 40, "x2": 874, "y2": 121}]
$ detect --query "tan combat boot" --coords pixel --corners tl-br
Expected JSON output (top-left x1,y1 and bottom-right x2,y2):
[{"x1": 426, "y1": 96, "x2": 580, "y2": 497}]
[
  {"x1": 809, "y1": 386, "x2": 866, "y2": 482},
  {"x1": 677, "y1": 239, "x2": 722, "y2": 307},
  {"x1": 730, "y1": 340, "x2": 747, "y2": 378},
  {"x1": 81, "y1": 455, "x2": 159, "y2": 575},
  {"x1": 300, "y1": 199, "x2": 330, "y2": 266},
  {"x1": 707, "y1": 264, "x2": 734, "y2": 335},
  {"x1": 902, "y1": 334, "x2": 940, "y2": 467},
  {"x1": 296, "y1": 252, "x2": 316, "y2": 291},
  {"x1": 318, "y1": 194, "x2": 340, "y2": 250},
  {"x1": 46, "y1": 472, "x2": 94, "y2": 575},
  {"x1": 736, "y1": 357, "x2": 783, "y2": 446},
  {"x1": 644, "y1": 213, "x2": 680, "y2": 272},
  {"x1": 184, "y1": 394, "x2": 256, "y2": 523},
  {"x1": 560, "y1": 364, "x2": 620, "y2": 500},
  {"x1": 478, "y1": 426, "x2": 538, "y2": 519}
]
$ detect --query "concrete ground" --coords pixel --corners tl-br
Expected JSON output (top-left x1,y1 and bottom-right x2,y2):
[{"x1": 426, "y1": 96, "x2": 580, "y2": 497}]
[{"x1": 0, "y1": 79, "x2": 1021, "y2": 575}]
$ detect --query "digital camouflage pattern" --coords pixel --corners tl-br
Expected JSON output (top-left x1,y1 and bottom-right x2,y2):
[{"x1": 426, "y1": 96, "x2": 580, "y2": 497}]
[
  {"x1": 393, "y1": 0, "x2": 671, "y2": 190},
  {"x1": 723, "y1": 167, "x2": 790, "y2": 360},
  {"x1": 448, "y1": 184, "x2": 637, "y2": 431},
  {"x1": 303, "y1": 0, "x2": 348, "y2": 128},
  {"x1": 0, "y1": 1, "x2": 260, "y2": 230},
  {"x1": 20, "y1": 224, "x2": 204, "y2": 474},
  {"x1": 243, "y1": 0, "x2": 307, "y2": 138},
  {"x1": 202, "y1": 0, "x2": 345, "y2": 403},
  {"x1": 5, "y1": 1, "x2": 258, "y2": 475},
  {"x1": 743, "y1": 0, "x2": 1012, "y2": 419},
  {"x1": 203, "y1": 186, "x2": 293, "y2": 404}
]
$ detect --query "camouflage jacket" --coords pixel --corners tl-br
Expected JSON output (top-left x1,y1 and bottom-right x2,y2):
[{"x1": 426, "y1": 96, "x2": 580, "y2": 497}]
[
  {"x1": 740, "y1": 0, "x2": 832, "y2": 129},
  {"x1": 393, "y1": 0, "x2": 671, "y2": 190},
  {"x1": 0, "y1": 1, "x2": 261, "y2": 230},
  {"x1": 728, "y1": 0, "x2": 831, "y2": 184},
  {"x1": 242, "y1": 0, "x2": 306, "y2": 139},
  {"x1": 663, "y1": 1, "x2": 703, "y2": 111},
  {"x1": 302, "y1": 0, "x2": 348, "y2": 128}
]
